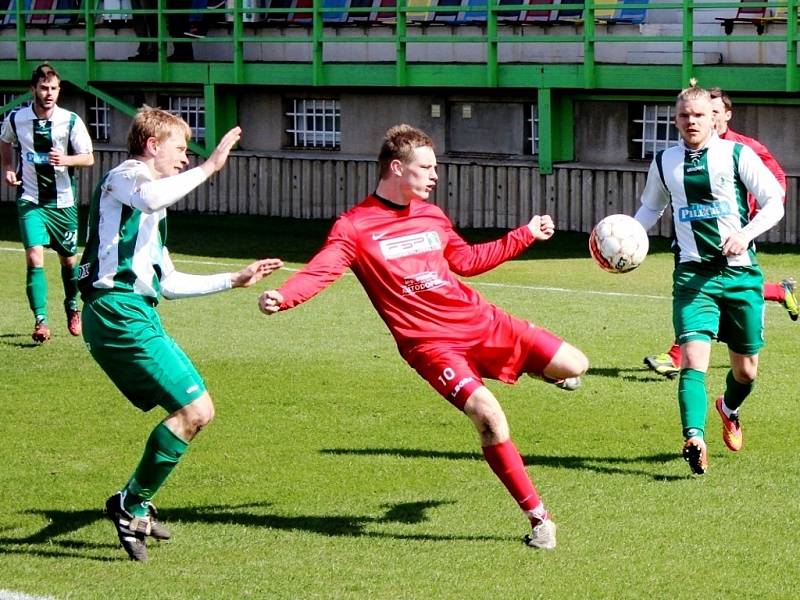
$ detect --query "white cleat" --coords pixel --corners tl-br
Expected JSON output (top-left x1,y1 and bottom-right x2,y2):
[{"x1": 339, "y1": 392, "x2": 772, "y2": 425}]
[{"x1": 523, "y1": 518, "x2": 557, "y2": 549}]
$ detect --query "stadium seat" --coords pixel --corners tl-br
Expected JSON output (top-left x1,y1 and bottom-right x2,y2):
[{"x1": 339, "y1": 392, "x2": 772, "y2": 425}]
[
  {"x1": 715, "y1": 0, "x2": 768, "y2": 34},
  {"x1": 264, "y1": 0, "x2": 293, "y2": 23},
  {"x1": 433, "y1": 0, "x2": 462, "y2": 23},
  {"x1": 520, "y1": 0, "x2": 556, "y2": 23},
  {"x1": 406, "y1": 0, "x2": 434, "y2": 22},
  {"x1": 322, "y1": 0, "x2": 348, "y2": 23},
  {"x1": 551, "y1": 0, "x2": 583, "y2": 23},
  {"x1": 375, "y1": 0, "x2": 395, "y2": 22},
  {"x1": 595, "y1": 0, "x2": 647, "y2": 24},
  {"x1": 347, "y1": 0, "x2": 376, "y2": 23}
]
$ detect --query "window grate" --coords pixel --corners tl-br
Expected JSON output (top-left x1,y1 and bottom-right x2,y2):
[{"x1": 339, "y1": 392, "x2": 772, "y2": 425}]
[
  {"x1": 88, "y1": 97, "x2": 110, "y2": 142},
  {"x1": 165, "y1": 96, "x2": 205, "y2": 143},
  {"x1": 526, "y1": 104, "x2": 539, "y2": 156},
  {"x1": 286, "y1": 99, "x2": 341, "y2": 150},
  {"x1": 0, "y1": 93, "x2": 24, "y2": 126},
  {"x1": 632, "y1": 104, "x2": 680, "y2": 160}
]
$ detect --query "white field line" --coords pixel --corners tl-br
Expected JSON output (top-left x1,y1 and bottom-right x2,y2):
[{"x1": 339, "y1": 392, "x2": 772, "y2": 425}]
[
  {"x1": 0, "y1": 591, "x2": 58, "y2": 600},
  {"x1": 0, "y1": 245, "x2": 670, "y2": 301}
]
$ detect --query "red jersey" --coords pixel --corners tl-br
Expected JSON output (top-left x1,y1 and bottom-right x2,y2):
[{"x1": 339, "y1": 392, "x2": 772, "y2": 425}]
[
  {"x1": 278, "y1": 194, "x2": 535, "y2": 348},
  {"x1": 721, "y1": 128, "x2": 786, "y2": 214}
]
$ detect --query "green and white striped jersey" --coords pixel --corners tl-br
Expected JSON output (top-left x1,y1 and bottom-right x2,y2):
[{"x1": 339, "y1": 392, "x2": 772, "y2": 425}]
[
  {"x1": 78, "y1": 159, "x2": 229, "y2": 302},
  {"x1": 636, "y1": 134, "x2": 784, "y2": 267},
  {"x1": 0, "y1": 105, "x2": 93, "y2": 208}
]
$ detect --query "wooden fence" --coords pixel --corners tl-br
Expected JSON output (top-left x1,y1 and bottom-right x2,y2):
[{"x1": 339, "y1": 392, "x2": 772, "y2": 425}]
[{"x1": 2, "y1": 150, "x2": 797, "y2": 244}]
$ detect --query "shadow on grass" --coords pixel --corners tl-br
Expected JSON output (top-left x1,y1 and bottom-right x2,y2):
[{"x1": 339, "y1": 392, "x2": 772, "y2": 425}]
[
  {"x1": 0, "y1": 499, "x2": 503, "y2": 562},
  {"x1": 0, "y1": 333, "x2": 42, "y2": 349},
  {"x1": 321, "y1": 447, "x2": 685, "y2": 482},
  {"x1": 589, "y1": 363, "x2": 736, "y2": 383}
]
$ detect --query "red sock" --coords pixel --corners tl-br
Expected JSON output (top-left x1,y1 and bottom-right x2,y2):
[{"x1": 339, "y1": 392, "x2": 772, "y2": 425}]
[
  {"x1": 667, "y1": 342, "x2": 681, "y2": 368},
  {"x1": 763, "y1": 281, "x2": 785, "y2": 303},
  {"x1": 482, "y1": 440, "x2": 540, "y2": 512}
]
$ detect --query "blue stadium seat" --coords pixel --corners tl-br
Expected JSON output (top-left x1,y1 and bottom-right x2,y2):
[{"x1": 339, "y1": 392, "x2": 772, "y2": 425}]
[{"x1": 595, "y1": 0, "x2": 648, "y2": 24}]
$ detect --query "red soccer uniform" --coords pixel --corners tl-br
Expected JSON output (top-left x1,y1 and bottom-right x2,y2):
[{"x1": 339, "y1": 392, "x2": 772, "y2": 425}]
[
  {"x1": 278, "y1": 194, "x2": 536, "y2": 350},
  {"x1": 721, "y1": 127, "x2": 787, "y2": 214}
]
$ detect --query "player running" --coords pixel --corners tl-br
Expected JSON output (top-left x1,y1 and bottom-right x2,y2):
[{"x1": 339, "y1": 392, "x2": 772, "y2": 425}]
[
  {"x1": 643, "y1": 87, "x2": 796, "y2": 379},
  {"x1": 259, "y1": 124, "x2": 588, "y2": 549},
  {"x1": 79, "y1": 107, "x2": 282, "y2": 561},
  {"x1": 0, "y1": 63, "x2": 95, "y2": 342},
  {"x1": 634, "y1": 84, "x2": 784, "y2": 475}
]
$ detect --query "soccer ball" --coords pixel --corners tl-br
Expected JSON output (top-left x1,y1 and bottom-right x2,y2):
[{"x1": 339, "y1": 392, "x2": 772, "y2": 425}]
[{"x1": 589, "y1": 214, "x2": 649, "y2": 273}]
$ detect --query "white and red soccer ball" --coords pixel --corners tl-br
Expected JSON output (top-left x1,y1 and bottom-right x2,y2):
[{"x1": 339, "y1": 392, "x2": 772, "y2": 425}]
[{"x1": 589, "y1": 214, "x2": 649, "y2": 274}]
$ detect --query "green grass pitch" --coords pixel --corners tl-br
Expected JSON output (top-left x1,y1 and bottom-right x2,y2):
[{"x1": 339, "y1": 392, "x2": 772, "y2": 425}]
[{"x1": 0, "y1": 203, "x2": 798, "y2": 599}]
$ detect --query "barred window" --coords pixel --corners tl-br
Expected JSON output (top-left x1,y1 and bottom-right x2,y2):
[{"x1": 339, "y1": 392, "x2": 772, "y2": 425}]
[
  {"x1": 286, "y1": 99, "x2": 341, "y2": 150},
  {"x1": 0, "y1": 93, "x2": 24, "y2": 126},
  {"x1": 88, "y1": 97, "x2": 111, "y2": 142},
  {"x1": 162, "y1": 95, "x2": 205, "y2": 143},
  {"x1": 526, "y1": 104, "x2": 539, "y2": 156},
  {"x1": 631, "y1": 104, "x2": 680, "y2": 160}
]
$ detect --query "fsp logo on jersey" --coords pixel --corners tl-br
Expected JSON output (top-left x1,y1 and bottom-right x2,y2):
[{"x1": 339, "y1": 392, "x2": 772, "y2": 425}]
[{"x1": 379, "y1": 231, "x2": 442, "y2": 260}]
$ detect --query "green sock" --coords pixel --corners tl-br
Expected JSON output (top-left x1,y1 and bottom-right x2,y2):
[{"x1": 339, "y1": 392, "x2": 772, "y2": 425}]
[
  {"x1": 26, "y1": 266, "x2": 47, "y2": 320},
  {"x1": 123, "y1": 423, "x2": 188, "y2": 517},
  {"x1": 678, "y1": 368, "x2": 707, "y2": 439},
  {"x1": 61, "y1": 264, "x2": 79, "y2": 311},
  {"x1": 724, "y1": 369, "x2": 753, "y2": 413}
]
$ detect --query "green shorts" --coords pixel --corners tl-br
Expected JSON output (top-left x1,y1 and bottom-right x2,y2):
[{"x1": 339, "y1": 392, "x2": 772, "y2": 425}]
[
  {"x1": 672, "y1": 262, "x2": 765, "y2": 356},
  {"x1": 17, "y1": 199, "x2": 78, "y2": 256},
  {"x1": 82, "y1": 291, "x2": 206, "y2": 413}
]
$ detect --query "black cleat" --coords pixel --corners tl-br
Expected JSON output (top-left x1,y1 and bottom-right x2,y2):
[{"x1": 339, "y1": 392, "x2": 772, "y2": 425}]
[
  {"x1": 104, "y1": 492, "x2": 151, "y2": 561},
  {"x1": 682, "y1": 437, "x2": 708, "y2": 475}
]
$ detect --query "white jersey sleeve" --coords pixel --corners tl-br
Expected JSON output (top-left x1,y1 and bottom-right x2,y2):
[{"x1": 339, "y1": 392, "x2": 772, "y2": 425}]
[
  {"x1": 635, "y1": 158, "x2": 670, "y2": 231},
  {"x1": 159, "y1": 248, "x2": 233, "y2": 300}
]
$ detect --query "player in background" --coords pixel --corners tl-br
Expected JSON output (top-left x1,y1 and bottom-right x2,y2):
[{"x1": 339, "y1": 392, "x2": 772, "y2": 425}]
[
  {"x1": 643, "y1": 87, "x2": 796, "y2": 379},
  {"x1": 258, "y1": 124, "x2": 588, "y2": 549},
  {"x1": 78, "y1": 107, "x2": 283, "y2": 562},
  {"x1": 634, "y1": 84, "x2": 784, "y2": 475},
  {"x1": 0, "y1": 63, "x2": 95, "y2": 343}
]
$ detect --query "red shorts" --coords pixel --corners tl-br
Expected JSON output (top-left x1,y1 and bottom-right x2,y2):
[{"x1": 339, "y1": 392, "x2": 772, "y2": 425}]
[{"x1": 400, "y1": 310, "x2": 564, "y2": 411}]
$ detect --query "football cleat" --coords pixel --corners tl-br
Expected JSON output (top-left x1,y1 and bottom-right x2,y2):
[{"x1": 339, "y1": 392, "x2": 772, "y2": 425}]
[
  {"x1": 715, "y1": 396, "x2": 743, "y2": 452},
  {"x1": 523, "y1": 518, "x2": 557, "y2": 550},
  {"x1": 554, "y1": 377, "x2": 581, "y2": 391},
  {"x1": 147, "y1": 502, "x2": 172, "y2": 540},
  {"x1": 32, "y1": 318, "x2": 51, "y2": 343},
  {"x1": 780, "y1": 278, "x2": 798, "y2": 321},
  {"x1": 104, "y1": 492, "x2": 151, "y2": 561},
  {"x1": 66, "y1": 308, "x2": 82, "y2": 336},
  {"x1": 682, "y1": 437, "x2": 708, "y2": 475},
  {"x1": 643, "y1": 353, "x2": 680, "y2": 379}
]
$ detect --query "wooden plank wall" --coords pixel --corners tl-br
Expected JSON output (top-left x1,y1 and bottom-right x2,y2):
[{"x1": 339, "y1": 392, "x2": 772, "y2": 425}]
[{"x1": 2, "y1": 151, "x2": 797, "y2": 244}]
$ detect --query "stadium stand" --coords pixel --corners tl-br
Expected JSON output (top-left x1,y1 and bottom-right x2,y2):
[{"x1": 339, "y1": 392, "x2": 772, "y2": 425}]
[{"x1": 715, "y1": 0, "x2": 768, "y2": 34}]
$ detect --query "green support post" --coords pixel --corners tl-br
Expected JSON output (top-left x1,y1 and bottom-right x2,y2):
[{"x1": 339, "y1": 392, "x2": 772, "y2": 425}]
[
  {"x1": 204, "y1": 84, "x2": 238, "y2": 156},
  {"x1": 396, "y1": 0, "x2": 407, "y2": 86},
  {"x1": 788, "y1": 0, "x2": 798, "y2": 91},
  {"x1": 313, "y1": 0, "x2": 323, "y2": 86},
  {"x1": 584, "y1": 0, "x2": 596, "y2": 88},
  {"x1": 681, "y1": 0, "x2": 693, "y2": 85},
  {"x1": 537, "y1": 88, "x2": 553, "y2": 175},
  {"x1": 487, "y1": 0, "x2": 498, "y2": 87},
  {"x1": 536, "y1": 88, "x2": 574, "y2": 175}
]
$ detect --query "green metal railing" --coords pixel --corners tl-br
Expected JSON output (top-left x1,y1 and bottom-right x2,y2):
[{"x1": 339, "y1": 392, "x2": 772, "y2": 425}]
[
  {"x1": 1, "y1": 0, "x2": 797, "y2": 166},
  {"x1": 0, "y1": 0, "x2": 797, "y2": 89}
]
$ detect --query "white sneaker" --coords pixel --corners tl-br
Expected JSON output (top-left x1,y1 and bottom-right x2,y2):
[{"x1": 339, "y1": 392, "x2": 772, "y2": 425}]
[
  {"x1": 555, "y1": 377, "x2": 581, "y2": 391},
  {"x1": 523, "y1": 518, "x2": 557, "y2": 549}
]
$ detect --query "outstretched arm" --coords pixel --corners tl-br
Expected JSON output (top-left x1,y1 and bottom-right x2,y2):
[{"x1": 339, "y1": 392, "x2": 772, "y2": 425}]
[
  {"x1": 161, "y1": 251, "x2": 283, "y2": 300},
  {"x1": 133, "y1": 126, "x2": 243, "y2": 213},
  {"x1": 444, "y1": 215, "x2": 551, "y2": 277}
]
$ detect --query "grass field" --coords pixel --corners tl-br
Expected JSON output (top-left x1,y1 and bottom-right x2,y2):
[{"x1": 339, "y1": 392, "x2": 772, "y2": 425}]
[{"x1": 0, "y1": 203, "x2": 798, "y2": 599}]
